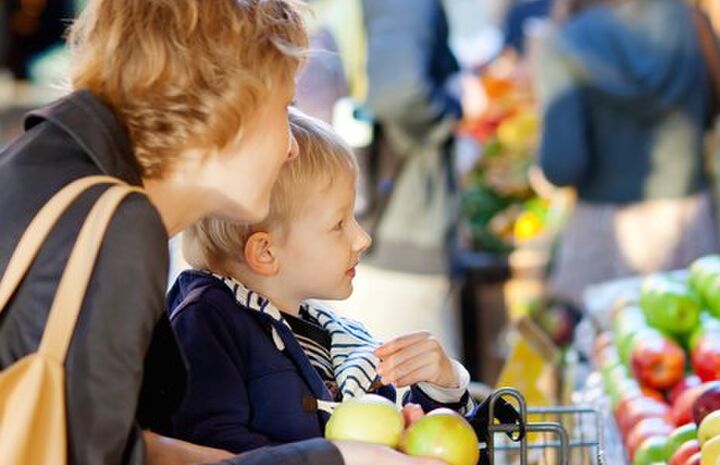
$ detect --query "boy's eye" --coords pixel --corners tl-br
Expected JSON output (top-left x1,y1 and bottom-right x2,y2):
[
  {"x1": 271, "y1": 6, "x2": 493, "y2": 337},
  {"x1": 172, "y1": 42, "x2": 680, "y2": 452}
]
[{"x1": 332, "y1": 220, "x2": 343, "y2": 231}]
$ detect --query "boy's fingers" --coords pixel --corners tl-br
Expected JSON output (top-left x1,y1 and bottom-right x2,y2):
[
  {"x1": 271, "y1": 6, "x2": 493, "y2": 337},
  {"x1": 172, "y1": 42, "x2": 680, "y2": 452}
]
[
  {"x1": 394, "y1": 364, "x2": 436, "y2": 388},
  {"x1": 380, "y1": 354, "x2": 433, "y2": 386},
  {"x1": 377, "y1": 339, "x2": 435, "y2": 376},
  {"x1": 402, "y1": 403, "x2": 425, "y2": 427},
  {"x1": 374, "y1": 331, "x2": 431, "y2": 357}
]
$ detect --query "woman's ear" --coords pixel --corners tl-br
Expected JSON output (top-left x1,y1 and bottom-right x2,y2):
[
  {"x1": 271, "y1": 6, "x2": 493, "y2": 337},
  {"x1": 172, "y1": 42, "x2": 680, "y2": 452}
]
[{"x1": 244, "y1": 232, "x2": 279, "y2": 276}]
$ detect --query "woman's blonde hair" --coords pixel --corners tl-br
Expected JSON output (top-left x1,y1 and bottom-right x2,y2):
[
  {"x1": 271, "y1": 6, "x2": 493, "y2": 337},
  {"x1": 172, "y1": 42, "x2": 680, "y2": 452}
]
[
  {"x1": 68, "y1": 0, "x2": 308, "y2": 178},
  {"x1": 182, "y1": 108, "x2": 358, "y2": 270}
]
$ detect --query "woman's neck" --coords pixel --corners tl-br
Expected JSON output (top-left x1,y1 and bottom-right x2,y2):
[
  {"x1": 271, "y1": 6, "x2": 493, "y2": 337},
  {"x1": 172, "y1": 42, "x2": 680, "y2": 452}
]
[{"x1": 142, "y1": 176, "x2": 211, "y2": 237}]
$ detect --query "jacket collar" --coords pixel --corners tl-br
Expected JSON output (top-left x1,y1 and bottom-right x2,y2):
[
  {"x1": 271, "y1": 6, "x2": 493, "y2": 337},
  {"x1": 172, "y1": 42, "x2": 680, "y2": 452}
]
[
  {"x1": 207, "y1": 273, "x2": 334, "y2": 403},
  {"x1": 24, "y1": 90, "x2": 143, "y2": 186}
]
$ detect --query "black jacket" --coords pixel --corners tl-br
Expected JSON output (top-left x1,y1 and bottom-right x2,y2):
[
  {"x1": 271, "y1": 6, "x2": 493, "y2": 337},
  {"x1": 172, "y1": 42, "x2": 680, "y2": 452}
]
[{"x1": 0, "y1": 90, "x2": 342, "y2": 465}]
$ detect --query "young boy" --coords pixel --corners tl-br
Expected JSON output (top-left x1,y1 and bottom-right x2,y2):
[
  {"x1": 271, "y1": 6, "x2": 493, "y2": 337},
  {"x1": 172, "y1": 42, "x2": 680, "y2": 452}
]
[{"x1": 167, "y1": 109, "x2": 474, "y2": 453}]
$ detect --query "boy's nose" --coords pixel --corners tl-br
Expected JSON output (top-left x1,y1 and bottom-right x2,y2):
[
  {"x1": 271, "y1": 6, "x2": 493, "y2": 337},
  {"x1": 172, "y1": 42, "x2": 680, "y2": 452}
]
[
  {"x1": 353, "y1": 220, "x2": 372, "y2": 253},
  {"x1": 287, "y1": 134, "x2": 299, "y2": 161}
]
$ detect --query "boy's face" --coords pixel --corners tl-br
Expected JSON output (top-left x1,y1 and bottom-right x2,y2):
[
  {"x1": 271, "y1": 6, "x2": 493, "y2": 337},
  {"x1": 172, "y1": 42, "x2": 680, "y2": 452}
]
[{"x1": 273, "y1": 170, "x2": 372, "y2": 303}]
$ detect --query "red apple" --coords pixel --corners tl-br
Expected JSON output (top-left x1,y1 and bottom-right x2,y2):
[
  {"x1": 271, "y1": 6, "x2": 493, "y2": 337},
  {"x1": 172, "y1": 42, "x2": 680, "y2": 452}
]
[
  {"x1": 669, "y1": 375, "x2": 703, "y2": 405},
  {"x1": 626, "y1": 418, "x2": 674, "y2": 461},
  {"x1": 642, "y1": 386, "x2": 667, "y2": 403},
  {"x1": 668, "y1": 440, "x2": 700, "y2": 465},
  {"x1": 617, "y1": 397, "x2": 672, "y2": 438},
  {"x1": 692, "y1": 382, "x2": 720, "y2": 425},
  {"x1": 672, "y1": 384, "x2": 716, "y2": 426},
  {"x1": 681, "y1": 451, "x2": 701, "y2": 465},
  {"x1": 400, "y1": 408, "x2": 479, "y2": 465},
  {"x1": 631, "y1": 333, "x2": 686, "y2": 390},
  {"x1": 692, "y1": 337, "x2": 720, "y2": 382}
]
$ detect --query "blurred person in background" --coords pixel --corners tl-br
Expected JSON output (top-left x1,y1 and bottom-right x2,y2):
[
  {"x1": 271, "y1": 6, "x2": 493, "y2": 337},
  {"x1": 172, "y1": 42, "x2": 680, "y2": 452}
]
[
  {"x1": 360, "y1": 0, "x2": 486, "y2": 274},
  {"x1": 537, "y1": 0, "x2": 720, "y2": 308},
  {"x1": 503, "y1": 0, "x2": 555, "y2": 56},
  {"x1": 4, "y1": 0, "x2": 75, "y2": 79}
]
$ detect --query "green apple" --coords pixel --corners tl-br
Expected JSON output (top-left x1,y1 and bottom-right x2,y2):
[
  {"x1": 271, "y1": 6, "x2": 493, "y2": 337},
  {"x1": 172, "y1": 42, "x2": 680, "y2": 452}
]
[
  {"x1": 640, "y1": 275, "x2": 701, "y2": 337},
  {"x1": 665, "y1": 423, "x2": 698, "y2": 459},
  {"x1": 698, "y1": 410, "x2": 720, "y2": 446},
  {"x1": 702, "y1": 275, "x2": 720, "y2": 318},
  {"x1": 700, "y1": 434, "x2": 720, "y2": 465},
  {"x1": 400, "y1": 408, "x2": 479, "y2": 465},
  {"x1": 689, "y1": 256, "x2": 720, "y2": 293},
  {"x1": 324, "y1": 394, "x2": 404, "y2": 447},
  {"x1": 633, "y1": 436, "x2": 668, "y2": 465}
]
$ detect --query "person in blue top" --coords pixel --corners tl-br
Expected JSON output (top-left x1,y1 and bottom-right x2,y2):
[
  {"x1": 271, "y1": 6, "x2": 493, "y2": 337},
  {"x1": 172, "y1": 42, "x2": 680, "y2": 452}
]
[
  {"x1": 537, "y1": 0, "x2": 720, "y2": 307},
  {"x1": 167, "y1": 109, "x2": 475, "y2": 453}
]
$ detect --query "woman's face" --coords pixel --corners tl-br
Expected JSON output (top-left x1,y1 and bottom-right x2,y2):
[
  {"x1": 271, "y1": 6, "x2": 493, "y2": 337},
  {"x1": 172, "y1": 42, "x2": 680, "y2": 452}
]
[{"x1": 198, "y1": 83, "x2": 298, "y2": 224}]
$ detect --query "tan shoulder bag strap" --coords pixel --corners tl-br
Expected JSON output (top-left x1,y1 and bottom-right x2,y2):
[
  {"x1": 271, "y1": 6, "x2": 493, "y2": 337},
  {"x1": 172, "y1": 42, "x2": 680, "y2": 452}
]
[
  {"x1": 0, "y1": 176, "x2": 122, "y2": 313},
  {"x1": 38, "y1": 184, "x2": 144, "y2": 362}
]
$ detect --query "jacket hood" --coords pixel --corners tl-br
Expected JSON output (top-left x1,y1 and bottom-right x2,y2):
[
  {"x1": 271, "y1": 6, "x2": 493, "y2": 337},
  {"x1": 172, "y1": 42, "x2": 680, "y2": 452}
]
[
  {"x1": 554, "y1": 0, "x2": 705, "y2": 115},
  {"x1": 167, "y1": 269, "x2": 220, "y2": 314}
]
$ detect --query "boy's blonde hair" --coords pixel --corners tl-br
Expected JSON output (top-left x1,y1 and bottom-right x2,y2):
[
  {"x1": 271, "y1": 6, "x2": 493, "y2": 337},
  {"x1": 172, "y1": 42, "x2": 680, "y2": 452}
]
[
  {"x1": 68, "y1": 0, "x2": 308, "y2": 178},
  {"x1": 183, "y1": 108, "x2": 358, "y2": 270}
]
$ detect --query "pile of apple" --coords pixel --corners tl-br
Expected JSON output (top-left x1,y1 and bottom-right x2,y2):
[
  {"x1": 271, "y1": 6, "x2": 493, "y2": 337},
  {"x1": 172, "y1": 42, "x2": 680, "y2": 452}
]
[
  {"x1": 325, "y1": 394, "x2": 480, "y2": 465},
  {"x1": 594, "y1": 255, "x2": 720, "y2": 465}
]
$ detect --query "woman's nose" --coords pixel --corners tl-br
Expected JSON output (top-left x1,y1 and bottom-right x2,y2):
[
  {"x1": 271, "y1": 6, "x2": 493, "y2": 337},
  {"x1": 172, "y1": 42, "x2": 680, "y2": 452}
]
[{"x1": 287, "y1": 134, "x2": 299, "y2": 161}]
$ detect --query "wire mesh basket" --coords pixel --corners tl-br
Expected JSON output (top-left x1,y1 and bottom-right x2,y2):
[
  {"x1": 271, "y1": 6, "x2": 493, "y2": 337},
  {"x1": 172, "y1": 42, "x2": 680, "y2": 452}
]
[{"x1": 480, "y1": 387, "x2": 607, "y2": 465}]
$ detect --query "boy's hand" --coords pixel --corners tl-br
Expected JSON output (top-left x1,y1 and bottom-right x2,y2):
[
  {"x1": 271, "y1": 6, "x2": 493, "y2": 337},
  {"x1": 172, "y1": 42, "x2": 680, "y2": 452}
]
[{"x1": 374, "y1": 331, "x2": 457, "y2": 389}]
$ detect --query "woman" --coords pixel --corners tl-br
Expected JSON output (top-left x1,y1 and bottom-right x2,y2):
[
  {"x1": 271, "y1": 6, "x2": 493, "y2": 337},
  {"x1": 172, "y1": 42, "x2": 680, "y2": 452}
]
[
  {"x1": 538, "y1": 0, "x2": 719, "y2": 307},
  {"x1": 0, "y1": 1, "x2": 443, "y2": 464}
]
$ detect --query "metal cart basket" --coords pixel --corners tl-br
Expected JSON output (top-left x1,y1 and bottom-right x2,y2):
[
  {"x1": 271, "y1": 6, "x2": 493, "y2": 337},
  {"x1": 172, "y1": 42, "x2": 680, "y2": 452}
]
[{"x1": 479, "y1": 388, "x2": 607, "y2": 465}]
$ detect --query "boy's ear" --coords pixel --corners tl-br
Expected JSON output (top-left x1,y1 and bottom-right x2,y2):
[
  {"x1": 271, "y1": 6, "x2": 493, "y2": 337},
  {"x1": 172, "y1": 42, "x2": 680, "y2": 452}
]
[{"x1": 244, "y1": 232, "x2": 279, "y2": 276}]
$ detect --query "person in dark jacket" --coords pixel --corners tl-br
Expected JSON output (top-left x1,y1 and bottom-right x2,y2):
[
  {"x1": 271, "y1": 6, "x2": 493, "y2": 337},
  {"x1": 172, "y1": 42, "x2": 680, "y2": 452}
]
[
  {"x1": 0, "y1": 1, "x2": 445, "y2": 465},
  {"x1": 168, "y1": 110, "x2": 474, "y2": 453},
  {"x1": 537, "y1": 0, "x2": 720, "y2": 306}
]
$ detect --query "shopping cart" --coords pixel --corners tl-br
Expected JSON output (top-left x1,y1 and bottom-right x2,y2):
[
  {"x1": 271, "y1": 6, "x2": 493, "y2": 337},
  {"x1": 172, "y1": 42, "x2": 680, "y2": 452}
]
[{"x1": 472, "y1": 387, "x2": 607, "y2": 465}]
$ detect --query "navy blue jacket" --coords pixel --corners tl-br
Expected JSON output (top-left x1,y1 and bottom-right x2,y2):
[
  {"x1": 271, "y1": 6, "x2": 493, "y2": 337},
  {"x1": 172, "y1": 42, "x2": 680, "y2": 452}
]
[{"x1": 167, "y1": 270, "x2": 470, "y2": 453}]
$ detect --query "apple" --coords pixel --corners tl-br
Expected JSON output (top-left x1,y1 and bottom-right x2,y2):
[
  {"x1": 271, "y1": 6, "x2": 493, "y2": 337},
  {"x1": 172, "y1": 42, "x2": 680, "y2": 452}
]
[
  {"x1": 632, "y1": 435, "x2": 668, "y2": 465},
  {"x1": 701, "y1": 434, "x2": 720, "y2": 465},
  {"x1": 642, "y1": 386, "x2": 668, "y2": 403},
  {"x1": 698, "y1": 410, "x2": 720, "y2": 445},
  {"x1": 682, "y1": 451, "x2": 701, "y2": 465},
  {"x1": 689, "y1": 326, "x2": 720, "y2": 354},
  {"x1": 689, "y1": 256, "x2": 720, "y2": 298},
  {"x1": 631, "y1": 332, "x2": 685, "y2": 390},
  {"x1": 672, "y1": 384, "x2": 719, "y2": 427},
  {"x1": 324, "y1": 394, "x2": 404, "y2": 447},
  {"x1": 692, "y1": 338, "x2": 720, "y2": 382},
  {"x1": 627, "y1": 418, "x2": 674, "y2": 461},
  {"x1": 618, "y1": 397, "x2": 672, "y2": 438},
  {"x1": 666, "y1": 424, "x2": 698, "y2": 459},
  {"x1": 640, "y1": 275, "x2": 701, "y2": 337},
  {"x1": 702, "y1": 275, "x2": 720, "y2": 319},
  {"x1": 693, "y1": 383, "x2": 720, "y2": 425},
  {"x1": 670, "y1": 376, "x2": 703, "y2": 405},
  {"x1": 668, "y1": 439, "x2": 700, "y2": 465},
  {"x1": 400, "y1": 408, "x2": 479, "y2": 465}
]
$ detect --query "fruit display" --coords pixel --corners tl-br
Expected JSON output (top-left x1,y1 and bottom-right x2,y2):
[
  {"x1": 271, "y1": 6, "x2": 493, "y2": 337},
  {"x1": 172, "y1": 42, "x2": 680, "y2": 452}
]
[
  {"x1": 590, "y1": 255, "x2": 720, "y2": 464},
  {"x1": 324, "y1": 394, "x2": 479, "y2": 465},
  {"x1": 457, "y1": 55, "x2": 548, "y2": 254}
]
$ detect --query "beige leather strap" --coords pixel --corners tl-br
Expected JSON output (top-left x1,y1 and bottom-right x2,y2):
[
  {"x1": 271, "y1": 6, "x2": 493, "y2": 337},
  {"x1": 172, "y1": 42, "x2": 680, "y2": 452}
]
[
  {"x1": 39, "y1": 184, "x2": 144, "y2": 362},
  {"x1": 0, "y1": 176, "x2": 122, "y2": 314}
]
